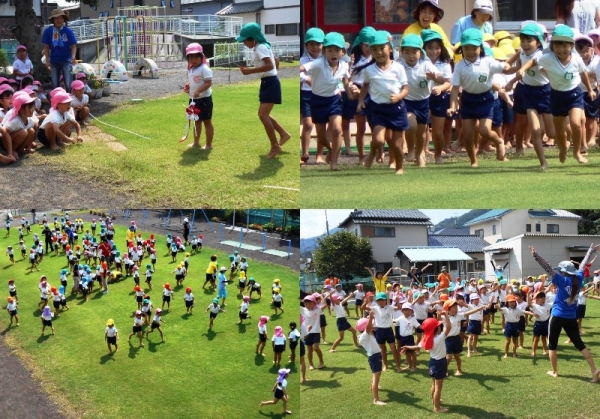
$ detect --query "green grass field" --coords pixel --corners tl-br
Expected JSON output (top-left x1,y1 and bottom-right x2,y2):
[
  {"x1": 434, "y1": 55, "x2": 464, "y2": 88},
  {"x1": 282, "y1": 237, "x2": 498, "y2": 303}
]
[
  {"x1": 28, "y1": 78, "x2": 299, "y2": 207},
  {"x1": 0, "y1": 218, "x2": 299, "y2": 419},
  {"x1": 302, "y1": 301, "x2": 600, "y2": 419},
  {"x1": 300, "y1": 148, "x2": 600, "y2": 208}
]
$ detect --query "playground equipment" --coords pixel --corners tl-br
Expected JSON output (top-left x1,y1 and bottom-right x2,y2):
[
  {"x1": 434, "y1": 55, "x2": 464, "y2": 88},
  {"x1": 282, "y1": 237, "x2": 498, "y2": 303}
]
[
  {"x1": 218, "y1": 223, "x2": 293, "y2": 259},
  {"x1": 71, "y1": 63, "x2": 96, "y2": 77},
  {"x1": 132, "y1": 58, "x2": 159, "y2": 78},
  {"x1": 100, "y1": 60, "x2": 129, "y2": 81}
]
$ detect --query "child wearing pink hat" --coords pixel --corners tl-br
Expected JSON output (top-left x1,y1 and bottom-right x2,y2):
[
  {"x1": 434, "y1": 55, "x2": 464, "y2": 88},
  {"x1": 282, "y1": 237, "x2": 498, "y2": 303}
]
[
  {"x1": 128, "y1": 310, "x2": 145, "y2": 347},
  {"x1": 12, "y1": 45, "x2": 33, "y2": 82},
  {"x1": 272, "y1": 325, "x2": 287, "y2": 365},
  {"x1": 300, "y1": 295, "x2": 325, "y2": 370},
  {"x1": 356, "y1": 311, "x2": 386, "y2": 405},
  {"x1": 2, "y1": 91, "x2": 37, "y2": 156},
  {"x1": 6, "y1": 297, "x2": 19, "y2": 326},
  {"x1": 259, "y1": 368, "x2": 292, "y2": 415},
  {"x1": 354, "y1": 283, "x2": 366, "y2": 318},
  {"x1": 393, "y1": 302, "x2": 420, "y2": 371},
  {"x1": 256, "y1": 314, "x2": 269, "y2": 356},
  {"x1": 38, "y1": 90, "x2": 83, "y2": 150},
  {"x1": 146, "y1": 308, "x2": 165, "y2": 342},
  {"x1": 41, "y1": 305, "x2": 55, "y2": 335},
  {"x1": 329, "y1": 293, "x2": 359, "y2": 352},
  {"x1": 182, "y1": 43, "x2": 214, "y2": 149},
  {"x1": 70, "y1": 79, "x2": 89, "y2": 125},
  {"x1": 238, "y1": 295, "x2": 251, "y2": 324}
]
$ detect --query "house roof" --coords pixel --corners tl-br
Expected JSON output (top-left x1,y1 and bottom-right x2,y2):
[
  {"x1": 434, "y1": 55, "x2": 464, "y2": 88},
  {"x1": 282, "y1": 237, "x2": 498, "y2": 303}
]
[
  {"x1": 484, "y1": 233, "x2": 600, "y2": 251},
  {"x1": 181, "y1": 0, "x2": 216, "y2": 4},
  {"x1": 216, "y1": 1, "x2": 263, "y2": 15},
  {"x1": 463, "y1": 209, "x2": 511, "y2": 226},
  {"x1": 464, "y1": 209, "x2": 580, "y2": 227},
  {"x1": 428, "y1": 235, "x2": 490, "y2": 253},
  {"x1": 432, "y1": 227, "x2": 470, "y2": 235},
  {"x1": 339, "y1": 210, "x2": 431, "y2": 227},
  {"x1": 395, "y1": 247, "x2": 473, "y2": 262}
]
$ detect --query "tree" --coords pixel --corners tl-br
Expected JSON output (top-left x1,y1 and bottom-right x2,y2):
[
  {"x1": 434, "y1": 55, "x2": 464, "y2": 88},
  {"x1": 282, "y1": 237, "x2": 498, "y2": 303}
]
[
  {"x1": 14, "y1": 0, "x2": 98, "y2": 81},
  {"x1": 312, "y1": 230, "x2": 374, "y2": 280},
  {"x1": 571, "y1": 210, "x2": 600, "y2": 235}
]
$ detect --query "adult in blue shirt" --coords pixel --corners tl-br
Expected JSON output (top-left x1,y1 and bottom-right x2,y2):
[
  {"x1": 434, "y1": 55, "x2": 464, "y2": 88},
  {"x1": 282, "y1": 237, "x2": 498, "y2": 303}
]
[
  {"x1": 450, "y1": 0, "x2": 494, "y2": 45},
  {"x1": 42, "y1": 9, "x2": 77, "y2": 90},
  {"x1": 531, "y1": 244, "x2": 600, "y2": 382}
]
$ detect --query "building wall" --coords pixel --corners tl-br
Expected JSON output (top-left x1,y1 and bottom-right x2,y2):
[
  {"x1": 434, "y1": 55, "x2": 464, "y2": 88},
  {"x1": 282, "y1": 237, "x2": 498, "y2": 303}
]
[
  {"x1": 261, "y1": 7, "x2": 300, "y2": 42},
  {"x1": 182, "y1": 2, "x2": 230, "y2": 15},
  {"x1": 265, "y1": 0, "x2": 298, "y2": 7},
  {"x1": 0, "y1": 1, "x2": 42, "y2": 17},
  {"x1": 80, "y1": 0, "x2": 180, "y2": 19}
]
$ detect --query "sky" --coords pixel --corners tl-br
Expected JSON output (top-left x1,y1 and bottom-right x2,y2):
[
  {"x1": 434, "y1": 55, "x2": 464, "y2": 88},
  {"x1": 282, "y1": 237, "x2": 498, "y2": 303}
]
[
  {"x1": 300, "y1": 209, "x2": 471, "y2": 238},
  {"x1": 56, "y1": 0, "x2": 77, "y2": 7}
]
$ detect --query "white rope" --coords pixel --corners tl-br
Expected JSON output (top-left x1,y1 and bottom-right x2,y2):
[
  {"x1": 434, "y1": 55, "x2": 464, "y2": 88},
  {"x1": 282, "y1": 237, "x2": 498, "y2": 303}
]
[
  {"x1": 88, "y1": 113, "x2": 151, "y2": 140},
  {"x1": 263, "y1": 186, "x2": 300, "y2": 192}
]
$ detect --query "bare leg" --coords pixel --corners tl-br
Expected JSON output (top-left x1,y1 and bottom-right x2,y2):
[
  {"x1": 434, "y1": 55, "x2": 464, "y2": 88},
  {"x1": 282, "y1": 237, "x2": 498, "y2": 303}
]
[{"x1": 257, "y1": 103, "x2": 281, "y2": 158}]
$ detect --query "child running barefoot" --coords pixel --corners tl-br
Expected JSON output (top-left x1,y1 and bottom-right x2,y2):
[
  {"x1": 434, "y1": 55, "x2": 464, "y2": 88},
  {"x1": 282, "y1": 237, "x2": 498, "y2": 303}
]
[
  {"x1": 401, "y1": 315, "x2": 451, "y2": 413},
  {"x1": 498, "y1": 294, "x2": 525, "y2": 358},
  {"x1": 146, "y1": 308, "x2": 165, "y2": 342},
  {"x1": 162, "y1": 283, "x2": 173, "y2": 310},
  {"x1": 447, "y1": 28, "x2": 512, "y2": 167},
  {"x1": 357, "y1": 31, "x2": 409, "y2": 174},
  {"x1": 256, "y1": 315, "x2": 269, "y2": 356},
  {"x1": 329, "y1": 294, "x2": 360, "y2": 352},
  {"x1": 272, "y1": 326, "x2": 287, "y2": 365},
  {"x1": 8, "y1": 279, "x2": 17, "y2": 302},
  {"x1": 237, "y1": 23, "x2": 291, "y2": 159},
  {"x1": 184, "y1": 287, "x2": 195, "y2": 314},
  {"x1": 128, "y1": 310, "x2": 144, "y2": 347},
  {"x1": 206, "y1": 298, "x2": 226, "y2": 329},
  {"x1": 356, "y1": 312, "x2": 387, "y2": 405},
  {"x1": 238, "y1": 295, "x2": 251, "y2": 323},
  {"x1": 528, "y1": 291, "x2": 551, "y2": 357},
  {"x1": 288, "y1": 322, "x2": 301, "y2": 363},
  {"x1": 105, "y1": 319, "x2": 119, "y2": 354},
  {"x1": 259, "y1": 368, "x2": 292, "y2": 415},
  {"x1": 183, "y1": 43, "x2": 214, "y2": 149},
  {"x1": 6, "y1": 297, "x2": 19, "y2": 326},
  {"x1": 41, "y1": 305, "x2": 55, "y2": 335}
]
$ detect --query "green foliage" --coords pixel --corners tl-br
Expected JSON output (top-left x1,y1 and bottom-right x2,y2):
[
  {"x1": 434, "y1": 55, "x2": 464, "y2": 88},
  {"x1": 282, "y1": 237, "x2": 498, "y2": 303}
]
[
  {"x1": 223, "y1": 209, "x2": 246, "y2": 225},
  {"x1": 0, "y1": 49, "x2": 9, "y2": 70},
  {"x1": 313, "y1": 230, "x2": 374, "y2": 280},
  {"x1": 572, "y1": 210, "x2": 600, "y2": 235},
  {"x1": 262, "y1": 222, "x2": 276, "y2": 232},
  {"x1": 435, "y1": 209, "x2": 491, "y2": 230}
]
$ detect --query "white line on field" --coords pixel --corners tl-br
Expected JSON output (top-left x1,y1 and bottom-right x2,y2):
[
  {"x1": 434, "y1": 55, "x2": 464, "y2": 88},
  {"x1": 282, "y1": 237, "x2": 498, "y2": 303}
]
[{"x1": 263, "y1": 186, "x2": 300, "y2": 192}]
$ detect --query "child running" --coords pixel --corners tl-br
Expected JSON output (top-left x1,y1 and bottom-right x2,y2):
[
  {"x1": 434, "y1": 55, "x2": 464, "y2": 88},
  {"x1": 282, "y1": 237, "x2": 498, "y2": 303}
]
[
  {"x1": 259, "y1": 368, "x2": 292, "y2": 415},
  {"x1": 184, "y1": 287, "x2": 195, "y2": 314},
  {"x1": 238, "y1": 295, "x2": 251, "y2": 324},
  {"x1": 329, "y1": 293, "x2": 359, "y2": 352},
  {"x1": 146, "y1": 308, "x2": 165, "y2": 342},
  {"x1": 128, "y1": 310, "x2": 144, "y2": 347},
  {"x1": 6, "y1": 297, "x2": 19, "y2": 326},
  {"x1": 206, "y1": 298, "x2": 226, "y2": 329},
  {"x1": 105, "y1": 319, "x2": 119, "y2": 354},
  {"x1": 256, "y1": 315, "x2": 269, "y2": 356},
  {"x1": 41, "y1": 305, "x2": 55, "y2": 335}
]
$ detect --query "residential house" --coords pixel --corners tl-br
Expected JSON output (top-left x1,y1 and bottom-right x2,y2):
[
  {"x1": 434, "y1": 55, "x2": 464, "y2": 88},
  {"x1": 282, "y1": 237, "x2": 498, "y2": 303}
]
[
  {"x1": 180, "y1": 0, "x2": 231, "y2": 15},
  {"x1": 0, "y1": 1, "x2": 46, "y2": 35},
  {"x1": 428, "y1": 234, "x2": 491, "y2": 275},
  {"x1": 79, "y1": 0, "x2": 181, "y2": 19}
]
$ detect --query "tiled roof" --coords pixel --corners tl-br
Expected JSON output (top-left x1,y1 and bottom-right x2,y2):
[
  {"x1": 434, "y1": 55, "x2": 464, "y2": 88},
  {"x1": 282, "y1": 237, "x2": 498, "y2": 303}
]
[
  {"x1": 528, "y1": 209, "x2": 580, "y2": 219},
  {"x1": 432, "y1": 227, "x2": 470, "y2": 235},
  {"x1": 428, "y1": 235, "x2": 490, "y2": 253},
  {"x1": 216, "y1": 1, "x2": 263, "y2": 15},
  {"x1": 463, "y1": 209, "x2": 511, "y2": 226},
  {"x1": 395, "y1": 247, "x2": 473, "y2": 262},
  {"x1": 484, "y1": 233, "x2": 600, "y2": 251},
  {"x1": 339, "y1": 210, "x2": 431, "y2": 227}
]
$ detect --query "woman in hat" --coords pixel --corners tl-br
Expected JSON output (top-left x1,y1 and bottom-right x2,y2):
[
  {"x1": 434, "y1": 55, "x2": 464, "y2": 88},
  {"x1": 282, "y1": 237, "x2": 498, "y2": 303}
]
[
  {"x1": 105, "y1": 319, "x2": 119, "y2": 354},
  {"x1": 236, "y1": 23, "x2": 290, "y2": 159},
  {"x1": 300, "y1": 27, "x2": 324, "y2": 164},
  {"x1": 530, "y1": 244, "x2": 600, "y2": 381},
  {"x1": 205, "y1": 298, "x2": 226, "y2": 330},
  {"x1": 450, "y1": 0, "x2": 494, "y2": 45},
  {"x1": 217, "y1": 266, "x2": 230, "y2": 307},
  {"x1": 403, "y1": 0, "x2": 453, "y2": 56},
  {"x1": 12, "y1": 45, "x2": 33, "y2": 82},
  {"x1": 42, "y1": 9, "x2": 78, "y2": 90},
  {"x1": 259, "y1": 368, "x2": 292, "y2": 415}
]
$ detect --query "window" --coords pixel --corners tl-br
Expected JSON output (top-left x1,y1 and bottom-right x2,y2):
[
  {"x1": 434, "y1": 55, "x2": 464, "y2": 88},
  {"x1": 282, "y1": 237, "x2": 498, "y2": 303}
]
[
  {"x1": 171, "y1": 0, "x2": 175, "y2": 7},
  {"x1": 324, "y1": 0, "x2": 363, "y2": 25},
  {"x1": 474, "y1": 260, "x2": 485, "y2": 271},
  {"x1": 110, "y1": 0, "x2": 114, "y2": 8},
  {"x1": 547, "y1": 224, "x2": 559, "y2": 234},
  {"x1": 374, "y1": 0, "x2": 418, "y2": 23},
  {"x1": 474, "y1": 229, "x2": 484, "y2": 238},
  {"x1": 376, "y1": 262, "x2": 392, "y2": 274},
  {"x1": 492, "y1": 225, "x2": 497, "y2": 235},
  {"x1": 374, "y1": 227, "x2": 395, "y2": 237},
  {"x1": 450, "y1": 261, "x2": 458, "y2": 271},
  {"x1": 160, "y1": 0, "x2": 165, "y2": 6},
  {"x1": 535, "y1": 223, "x2": 541, "y2": 232},
  {"x1": 264, "y1": 24, "x2": 275, "y2": 35},
  {"x1": 526, "y1": 224, "x2": 531, "y2": 232},
  {"x1": 276, "y1": 23, "x2": 298, "y2": 37},
  {"x1": 134, "y1": 0, "x2": 144, "y2": 6},
  {"x1": 496, "y1": 0, "x2": 554, "y2": 22}
]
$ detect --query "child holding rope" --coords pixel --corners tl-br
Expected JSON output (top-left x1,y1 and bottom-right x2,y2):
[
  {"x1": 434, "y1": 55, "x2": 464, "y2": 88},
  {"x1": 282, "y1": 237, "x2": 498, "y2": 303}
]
[{"x1": 183, "y1": 43, "x2": 214, "y2": 149}]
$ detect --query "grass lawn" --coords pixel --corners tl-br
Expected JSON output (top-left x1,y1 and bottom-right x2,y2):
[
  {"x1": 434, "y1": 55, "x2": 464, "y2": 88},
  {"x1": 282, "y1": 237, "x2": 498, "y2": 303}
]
[
  {"x1": 300, "y1": 148, "x2": 600, "y2": 208},
  {"x1": 28, "y1": 78, "x2": 299, "y2": 208},
  {"x1": 0, "y1": 218, "x2": 299, "y2": 419},
  {"x1": 302, "y1": 300, "x2": 600, "y2": 419}
]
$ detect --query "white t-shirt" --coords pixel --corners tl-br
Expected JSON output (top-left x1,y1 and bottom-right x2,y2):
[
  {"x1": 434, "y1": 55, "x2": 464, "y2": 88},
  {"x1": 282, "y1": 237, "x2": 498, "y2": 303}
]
[
  {"x1": 258, "y1": 324, "x2": 267, "y2": 335},
  {"x1": 399, "y1": 58, "x2": 437, "y2": 101},
  {"x1": 240, "y1": 301, "x2": 248, "y2": 313},
  {"x1": 448, "y1": 313, "x2": 466, "y2": 336},
  {"x1": 358, "y1": 331, "x2": 381, "y2": 357},
  {"x1": 133, "y1": 317, "x2": 143, "y2": 327},
  {"x1": 12, "y1": 58, "x2": 33, "y2": 80},
  {"x1": 499, "y1": 306, "x2": 525, "y2": 323},
  {"x1": 412, "y1": 300, "x2": 429, "y2": 320},
  {"x1": 152, "y1": 314, "x2": 162, "y2": 324},
  {"x1": 2, "y1": 115, "x2": 35, "y2": 132},
  {"x1": 272, "y1": 335, "x2": 286, "y2": 345},
  {"x1": 577, "y1": 291, "x2": 587, "y2": 305},
  {"x1": 332, "y1": 304, "x2": 347, "y2": 319},
  {"x1": 467, "y1": 303, "x2": 483, "y2": 321},
  {"x1": 7, "y1": 302, "x2": 17, "y2": 311},
  {"x1": 300, "y1": 53, "x2": 318, "y2": 91},
  {"x1": 70, "y1": 94, "x2": 89, "y2": 107},
  {"x1": 521, "y1": 49, "x2": 549, "y2": 86},
  {"x1": 530, "y1": 302, "x2": 552, "y2": 322},
  {"x1": 546, "y1": 291, "x2": 557, "y2": 305},
  {"x1": 421, "y1": 333, "x2": 446, "y2": 360},
  {"x1": 394, "y1": 314, "x2": 420, "y2": 337},
  {"x1": 371, "y1": 304, "x2": 394, "y2": 328},
  {"x1": 253, "y1": 43, "x2": 277, "y2": 77},
  {"x1": 363, "y1": 61, "x2": 408, "y2": 104},
  {"x1": 40, "y1": 108, "x2": 75, "y2": 130},
  {"x1": 432, "y1": 59, "x2": 452, "y2": 80},
  {"x1": 354, "y1": 290, "x2": 365, "y2": 300},
  {"x1": 272, "y1": 293, "x2": 283, "y2": 302},
  {"x1": 350, "y1": 55, "x2": 372, "y2": 85},
  {"x1": 537, "y1": 52, "x2": 586, "y2": 91},
  {"x1": 300, "y1": 306, "x2": 320, "y2": 334},
  {"x1": 207, "y1": 303, "x2": 221, "y2": 314},
  {"x1": 105, "y1": 326, "x2": 118, "y2": 337},
  {"x1": 451, "y1": 56, "x2": 505, "y2": 94},
  {"x1": 163, "y1": 289, "x2": 172, "y2": 297},
  {"x1": 289, "y1": 329, "x2": 301, "y2": 342},
  {"x1": 184, "y1": 292, "x2": 194, "y2": 302},
  {"x1": 584, "y1": 55, "x2": 600, "y2": 91},
  {"x1": 304, "y1": 56, "x2": 349, "y2": 97},
  {"x1": 188, "y1": 64, "x2": 213, "y2": 99}
]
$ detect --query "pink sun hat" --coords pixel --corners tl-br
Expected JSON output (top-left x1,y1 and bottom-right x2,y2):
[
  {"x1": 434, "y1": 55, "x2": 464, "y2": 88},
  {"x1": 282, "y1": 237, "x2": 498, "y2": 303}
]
[
  {"x1": 186, "y1": 42, "x2": 204, "y2": 55},
  {"x1": 274, "y1": 326, "x2": 283, "y2": 337},
  {"x1": 51, "y1": 91, "x2": 72, "y2": 109},
  {"x1": 356, "y1": 317, "x2": 369, "y2": 332},
  {"x1": 71, "y1": 80, "x2": 85, "y2": 90},
  {"x1": 8, "y1": 91, "x2": 35, "y2": 121},
  {"x1": 0, "y1": 84, "x2": 14, "y2": 96}
]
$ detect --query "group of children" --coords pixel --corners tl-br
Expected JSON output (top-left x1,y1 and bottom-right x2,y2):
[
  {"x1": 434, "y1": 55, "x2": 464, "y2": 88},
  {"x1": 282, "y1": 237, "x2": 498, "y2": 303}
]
[{"x1": 301, "y1": 8, "x2": 600, "y2": 172}]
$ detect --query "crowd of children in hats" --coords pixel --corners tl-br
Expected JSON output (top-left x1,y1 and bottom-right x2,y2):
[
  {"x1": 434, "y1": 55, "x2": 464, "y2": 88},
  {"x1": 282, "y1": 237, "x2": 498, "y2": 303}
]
[
  {"x1": 2, "y1": 212, "x2": 295, "y2": 414},
  {"x1": 300, "y1": 244, "x2": 600, "y2": 411},
  {"x1": 300, "y1": 0, "x2": 600, "y2": 172}
]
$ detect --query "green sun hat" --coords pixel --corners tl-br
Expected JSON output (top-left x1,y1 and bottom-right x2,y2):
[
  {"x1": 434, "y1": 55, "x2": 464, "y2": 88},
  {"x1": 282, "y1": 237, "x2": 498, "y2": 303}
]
[
  {"x1": 236, "y1": 22, "x2": 261, "y2": 42},
  {"x1": 461, "y1": 28, "x2": 484, "y2": 47},
  {"x1": 421, "y1": 29, "x2": 443, "y2": 44},
  {"x1": 323, "y1": 32, "x2": 346, "y2": 49},
  {"x1": 401, "y1": 33, "x2": 424, "y2": 49},
  {"x1": 552, "y1": 24, "x2": 575, "y2": 42},
  {"x1": 520, "y1": 22, "x2": 544, "y2": 44},
  {"x1": 369, "y1": 30, "x2": 392, "y2": 47},
  {"x1": 375, "y1": 291, "x2": 387, "y2": 301},
  {"x1": 352, "y1": 26, "x2": 377, "y2": 49},
  {"x1": 305, "y1": 27, "x2": 325, "y2": 44}
]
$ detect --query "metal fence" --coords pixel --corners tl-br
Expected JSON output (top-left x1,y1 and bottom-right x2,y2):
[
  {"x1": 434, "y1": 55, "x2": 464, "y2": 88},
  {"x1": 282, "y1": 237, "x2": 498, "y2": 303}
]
[
  {"x1": 0, "y1": 39, "x2": 19, "y2": 64},
  {"x1": 211, "y1": 40, "x2": 300, "y2": 67}
]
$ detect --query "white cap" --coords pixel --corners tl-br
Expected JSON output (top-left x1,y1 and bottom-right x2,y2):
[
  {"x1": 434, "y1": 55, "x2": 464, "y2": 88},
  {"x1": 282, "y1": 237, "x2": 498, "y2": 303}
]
[{"x1": 473, "y1": 0, "x2": 493, "y2": 13}]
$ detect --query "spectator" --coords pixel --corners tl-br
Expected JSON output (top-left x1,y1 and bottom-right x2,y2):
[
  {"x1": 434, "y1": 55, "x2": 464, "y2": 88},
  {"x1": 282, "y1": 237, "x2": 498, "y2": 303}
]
[{"x1": 42, "y1": 9, "x2": 77, "y2": 90}]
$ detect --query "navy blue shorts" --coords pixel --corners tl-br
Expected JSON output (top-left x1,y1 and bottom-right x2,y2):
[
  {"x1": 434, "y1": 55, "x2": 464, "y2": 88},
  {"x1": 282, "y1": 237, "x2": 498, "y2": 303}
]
[
  {"x1": 468, "y1": 319, "x2": 482, "y2": 335},
  {"x1": 416, "y1": 318, "x2": 425, "y2": 334},
  {"x1": 355, "y1": 299, "x2": 363, "y2": 307},
  {"x1": 513, "y1": 83, "x2": 526, "y2": 115},
  {"x1": 460, "y1": 90, "x2": 494, "y2": 120},
  {"x1": 188, "y1": 96, "x2": 213, "y2": 121},
  {"x1": 483, "y1": 309, "x2": 490, "y2": 316},
  {"x1": 368, "y1": 352, "x2": 383, "y2": 373},
  {"x1": 405, "y1": 98, "x2": 430, "y2": 125},
  {"x1": 492, "y1": 98, "x2": 503, "y2": 128},
  {"x1": 300, "y1": 90, "x2": 312, "y2": 118},
  {"x1": 533, "y1": 319, "x2": 549, "y2": 337},
  {"x1": 368, "y1": 101, "x2": 409, "y2": 131},
  {"x1": 445, "y1": 335, "x2": 463, "y2": 354},
  {"x1": 259, "y1": 76, "x2": 282, "y2": 104},
  {"x1": 319, "y1": 313, "x2": 327, "y2": 328},
  {"x1": 310, "y1": 93, "x2": 342, "y2": 124},
  {"x1": 504, "y1": 321, "x2": 519, "y2": 338},
  {"x1": 576, "y1": 304, "x2": 587, "y2": 319},
  {"x1": 37, "y1": 127, "x2": 50, "y2": 146},
  {"x1": 336, "y1": 317, "x2": 352, "y2": 331},
  {"x1": 342, "y1": 89, "x2": 362, "y2": 119},
  {"x1": 550, "y1": 87, "x2": 584, "y2": 117},
  {"x1": 521, "y1": 83, "x2": 551, "y2": 114},
  {"x1": 375, "y1": 327, "x2": 395, "y2": 345},
  {"x1": 300, "y1": 339, "x2": 306, "y2": 357},
  {"x1": 429, "y1": 91, "x2": 450, "y2": 118},
  {"x1": 518, "y1": 316, "x2": 526, "y2": 331},
  {"x1": 304, "y1": 332, "x2": 320, "y2": 346},
  {"x1": 397, "y1": 334, "x2": 415, "y2": 352},
  {"x1": 460, "y1": 320, "x2": 467, "y2": 333},
  {"x1": 501, "y1": 97, "x2": 514, "y2": 124},
  {"x1": 429, "y1": 357, "x2": 447, "y2": 380},
  {"x1": 583, "y1": 90, "x2": 599, "y2": 118}
]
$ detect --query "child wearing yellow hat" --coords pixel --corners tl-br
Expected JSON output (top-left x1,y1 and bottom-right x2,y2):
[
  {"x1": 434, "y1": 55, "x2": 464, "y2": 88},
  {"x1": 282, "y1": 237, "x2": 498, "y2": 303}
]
[
  {"x1": 105, "y1": 319, "x2": 119, "y2": 354},
  {"x1": 272, "y1": 287, "x2": 284, "y2": 315}
]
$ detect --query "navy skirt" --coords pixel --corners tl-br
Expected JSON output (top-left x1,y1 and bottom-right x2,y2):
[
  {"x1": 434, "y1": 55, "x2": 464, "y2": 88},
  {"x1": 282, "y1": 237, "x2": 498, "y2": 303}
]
[
  {"x1": 513, "y1": 82, "x2": 526, "y2": 115},
  {"x1": 533, "y1": 319, "x2": 549, "y2": 337},
  {"x1": 428, "y1": 357, "x2": 447, "y2": 379},
  {"x1": 583, "y1": 89, "x2": 599, "y2": 118},
  {"x1": 468, "y1": 319, "x2": 482, "y2": 335},
  {"x1": 504, "y1": 321, "x2": 519, "y2": 338},
  {"x1": 501, "y1": 96, "x2": 514, "y2": 124},
  {"x1": 336, "y1": 317, "x2": 352, "y2": 331},
  {"x1": 300, "y1": 89, "x2": 312, "y2": 118},
  {"x1": 492, "y1": 98, "x2": 503, "y2": 128},
  {"x1": 310, "y1": 93, "x2": 342, "y2": 124},
  {"x1": 460, "y1": 90, "x2": 494, "y2": 120}
]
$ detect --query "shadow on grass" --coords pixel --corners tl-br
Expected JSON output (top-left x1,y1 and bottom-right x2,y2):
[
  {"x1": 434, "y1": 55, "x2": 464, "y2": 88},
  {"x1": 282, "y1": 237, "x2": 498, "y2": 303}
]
[
  {"x1": 237, "y1": 323, "x2": 247, "y2": 334},
  {"x1": 322, "y1": 365, "x2": 359, "y2": 378},
  {"x1": 444, "y1": 403, "x2": 517, "y2": 419},
  {"x1": 383, "y1": 389, "x2": 428, "y2": 410},
  {"x1": 128, "y1": 341, "x2": 143, "y2": 359},
  {"x1": 257, "y1": 410, "x2": 289, "y2": 419},
  {"x1": 0, "y1": 325, "x2": 13, "y2": 336},
  {"x1": 201, "y1": 329, "x2": 221, "y2": 341},
  {"x1": 236, "y1": 156, "x2": 285, "y2": 181},
  {"x1": 147, "y1": 340, "x2": 165, "y2": 353},
  {"x1": 181, "y1": 313, "x2": 192, "y2": 320},
  {"x1": 300, "y1": 379, "x2": 341, "y2": 389},
  {"x1": 36, "y1": 334, "x2": 51, "y2": 343},
  {"x1": 458, "y1": 371, "x2": 512, "y2": 391},
  {"x1": 179, "y1": 146, "x2": 212, "y2": 165},
  {"x1": 99, "y1": 352, "x2": 116, "y2": 364},
  {"x1": 255, "y1": 354, "x2": 266, "y2": 366}
]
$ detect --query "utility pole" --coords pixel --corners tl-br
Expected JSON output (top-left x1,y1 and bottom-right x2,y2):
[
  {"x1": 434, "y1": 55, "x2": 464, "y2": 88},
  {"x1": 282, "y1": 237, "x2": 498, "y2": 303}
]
[{"x1": 325, "y1": 210, "x2": 330, "y2": 236}]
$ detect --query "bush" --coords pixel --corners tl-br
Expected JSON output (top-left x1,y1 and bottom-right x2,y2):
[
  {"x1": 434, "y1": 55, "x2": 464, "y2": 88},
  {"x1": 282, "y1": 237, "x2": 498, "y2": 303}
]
[
  {"x1": 211, "y1": 217, "x2": 221, "y2": 222},
  {"x1": 0, "y1": 49, "x2": 8, "y2": 70},
  {"x1": 223, "y1": 209, "x2": 246, "y2": 225},
  {"x1": 262, "y1": 222, "x2": 276, "y2": 232}
]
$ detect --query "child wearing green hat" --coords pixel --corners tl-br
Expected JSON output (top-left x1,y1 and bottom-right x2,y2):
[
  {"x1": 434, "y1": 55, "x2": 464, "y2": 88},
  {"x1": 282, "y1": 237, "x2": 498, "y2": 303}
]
[
  {"x1": 356, "y1": 30, "x2": 408, "y2": 174},
  {"x1": 236, "y1": 23, "x2": 290, "y2": 159},
  {"x1": 301, "y1": 27, "x2": 324, "y2": 165},
  {"x1": 300, "y1": 31, "x2": 355, "y2": 171},
  {"x1": 206, "y1": 298, "x2": 226, "y2": 329},
  {"x1": 447, "y1": 28, "x2": 512, "y2": 167}
]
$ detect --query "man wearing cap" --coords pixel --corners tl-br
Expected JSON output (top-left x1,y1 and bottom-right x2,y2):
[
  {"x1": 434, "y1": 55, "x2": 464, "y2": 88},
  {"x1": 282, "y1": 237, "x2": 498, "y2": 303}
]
[
  {"x1": 182, "y1": 217, "x2": 191, "y2": 245},
  {"x1": 42, "y1": 9, "x2": 78, "y2": 90},
  {"x1": 450, "y1": 0, "x2": 494, "y2": 45}
]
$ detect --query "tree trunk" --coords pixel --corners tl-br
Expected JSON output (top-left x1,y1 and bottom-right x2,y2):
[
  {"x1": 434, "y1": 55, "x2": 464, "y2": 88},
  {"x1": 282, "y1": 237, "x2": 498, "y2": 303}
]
[{"x1": 14, "y1": 0, "x2": 48, "y2": 81}]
